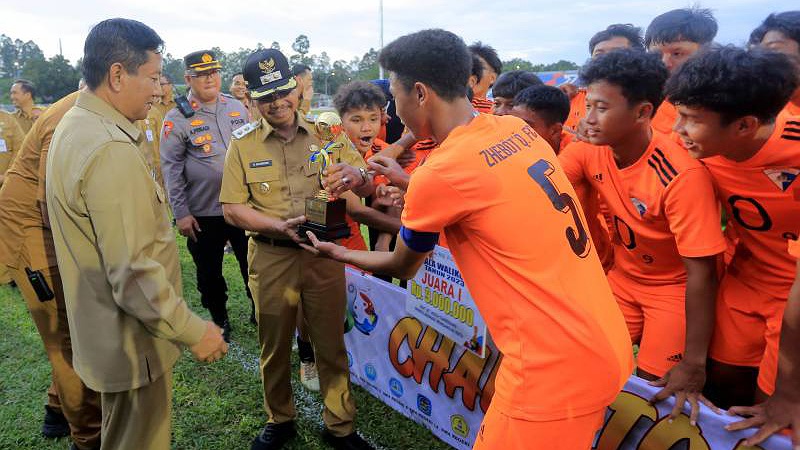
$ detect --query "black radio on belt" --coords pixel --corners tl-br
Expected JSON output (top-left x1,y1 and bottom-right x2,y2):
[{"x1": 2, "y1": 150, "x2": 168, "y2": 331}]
[
  {"x1": 174, "y1": 94, "x2": 195, "y2": 118},
  {"x1": 26, "y1": 267, "x2": 54, "y2": 302}
]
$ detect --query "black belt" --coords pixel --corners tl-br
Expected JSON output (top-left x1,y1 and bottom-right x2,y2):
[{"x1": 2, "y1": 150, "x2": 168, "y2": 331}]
[{"x1": 252, "y1": 234, "x2": 302, "y2": 249}]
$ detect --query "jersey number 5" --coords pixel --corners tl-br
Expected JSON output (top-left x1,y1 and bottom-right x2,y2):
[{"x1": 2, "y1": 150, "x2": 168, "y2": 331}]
[{"x1": 528, "y1": 159, "x2": 590, "y2": 258}]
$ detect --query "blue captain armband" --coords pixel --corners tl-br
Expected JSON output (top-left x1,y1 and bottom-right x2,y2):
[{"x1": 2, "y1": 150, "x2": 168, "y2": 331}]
[{"x1": 400, "y1": 226, "x2": 439, "y2": 253}]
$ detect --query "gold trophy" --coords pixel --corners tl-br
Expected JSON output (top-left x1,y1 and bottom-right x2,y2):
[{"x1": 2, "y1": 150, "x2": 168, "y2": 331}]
[{"x1": 298, "y1": 111, "x2": 351, "y2": 241}]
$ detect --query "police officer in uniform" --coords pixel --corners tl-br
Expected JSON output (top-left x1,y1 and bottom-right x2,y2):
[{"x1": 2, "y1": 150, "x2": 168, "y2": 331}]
[
  {"x1": 46, "y1": 19, "x2": 227, "y2": 450},
  {"x1": 0, "y1": 89, "x2": 103, "y2": 450},
  {"x1": 220, "y1": 48, "x2": 373, "y2": 450},
  {"x1": 161, "y1": 50, "x2": 255, "y2": 337}
]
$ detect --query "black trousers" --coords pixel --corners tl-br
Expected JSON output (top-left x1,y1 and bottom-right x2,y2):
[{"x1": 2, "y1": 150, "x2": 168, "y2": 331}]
[{"x1": 185, "y1": 216, "x2": 252, "y2": 324}]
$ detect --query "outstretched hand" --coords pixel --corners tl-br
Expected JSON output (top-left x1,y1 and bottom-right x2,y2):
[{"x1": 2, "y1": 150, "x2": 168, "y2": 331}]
[{"x1": 648, "y1": 361, "x2": 719, "y2": 426}]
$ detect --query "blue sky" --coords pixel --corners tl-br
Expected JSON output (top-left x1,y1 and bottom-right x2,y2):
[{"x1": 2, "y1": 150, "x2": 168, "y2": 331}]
[{"x1": 2, "y1": 0, "x2": 788, "y2": 66}]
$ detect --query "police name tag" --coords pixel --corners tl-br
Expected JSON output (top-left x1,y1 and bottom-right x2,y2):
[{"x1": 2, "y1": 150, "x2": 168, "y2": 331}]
[
  {"x1": 145, "y1": 129, "x2": 154, "y2": 142},
  {"x1": 0, "y1": 138, "x2": 7, "y2": 153},
  {"x1": 249, "y1": 160, "x2": 273, "y2": 168}
]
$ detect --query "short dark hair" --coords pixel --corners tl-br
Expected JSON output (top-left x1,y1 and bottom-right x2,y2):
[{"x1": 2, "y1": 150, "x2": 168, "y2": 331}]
[
  {"x1": 292, "y1": 64, "x2": 311, "y2": 76},
  {"x1": 232, "y1": 72, "x2": 244, "y2": 78},
  {"x1": 82, "y1": 18, "x2": 163, "y2": 90},
  {"x1": 749, "y1": 11, "x2": 800, "y2": 48},
  {"x1": 513, "y1": 85, "x2": 571, "y2": 125},
  {"x1": 469, "y1": 41, "x2": 503, "y2": 75},
  {"x1": 665, "y1": 46, "x2": 799, "y2": 125},
  {"x1": 580, "y1": 49, "x2": 668, "y2": 114},
  {"x1": 334, "y1": 80, "x2": 386, "y2": 115},
  {"x1": 379, "y1": 29, "x2": 471, "y2": 101},
  {"x1": 160, "y1": 73, "x2": 173, "y2": 84},
  {"x1": 589, "y1": 24, "x2": 645, "y2": 54},
  {"x1": 645, "y1": 8, "x2": 718, "y2": 47},
  {"x1": 13, "y1": 79, "x2": 35, "y2": 99},
  {"x1": 491, "y1": 70, "x2": 542, "y2": 99},
  {"x1": 471, "y1": 54, "x2": 484, "y2": 84}
]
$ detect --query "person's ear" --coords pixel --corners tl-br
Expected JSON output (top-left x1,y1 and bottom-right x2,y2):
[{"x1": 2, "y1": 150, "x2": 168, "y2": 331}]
[{"x1": 108, "y1": 62, "x2": 125, "y2": 93}]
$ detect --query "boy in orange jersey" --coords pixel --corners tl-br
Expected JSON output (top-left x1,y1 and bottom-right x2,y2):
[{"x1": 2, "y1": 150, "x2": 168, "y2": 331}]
[
  {"x1": 749, "y1": 11, "x2": 800, "y2": 123},
  {"x1": 332, "y1": 81, "x2": 402, "y2": 252},
  {"x1": 645, "y1": 7, "x2": 718, "y2": 135},
  {"x1": 666, "y1": 47, "x2": 800, "y2": 414},
  {"x1": 468, "y1": 41, "x2": 502, "y2": 113},
  {"x1": 510, "y1": 85, "x2": 572, "y2": 153},
  {"x1": 307, "y1": 28, "x2": 633, "y2": 450},
  {"x1": 564, "y1": 23, "x2": 645, "y2": 131},
  {"x1": 559, "y1": 49, "x2": 726, "y2": 422},
  {"x1": 490, "y1": 70, "x2": 542, "y2": 116}
]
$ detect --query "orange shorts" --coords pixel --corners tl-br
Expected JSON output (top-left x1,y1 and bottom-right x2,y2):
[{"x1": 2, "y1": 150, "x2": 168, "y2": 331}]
[
  {"x1": 473, "y1": 403, "x2": 605, "y2": 450},
  {"x1": 709, "y1": 274, "x2": 786, "y2": 395},
  {"x1": 607, "y1": 270, "x2": 686, "y2": 377}
]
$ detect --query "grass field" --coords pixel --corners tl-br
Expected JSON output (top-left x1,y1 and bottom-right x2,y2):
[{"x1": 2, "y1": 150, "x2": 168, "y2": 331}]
[{"x1": 0, "y1": 237, "x2": 453, "y2": 450}]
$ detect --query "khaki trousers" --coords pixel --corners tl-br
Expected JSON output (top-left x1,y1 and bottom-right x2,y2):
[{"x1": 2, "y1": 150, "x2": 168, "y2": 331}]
[
  {"x1": 10, "y1": 264, "x2": 102, "y2": 450},
  {"x1": 249, "y1": 239, "x2": 355, "y2": 436},
  {"x1": 100, "y1": 370, "x2": 172, "y2": 450}
]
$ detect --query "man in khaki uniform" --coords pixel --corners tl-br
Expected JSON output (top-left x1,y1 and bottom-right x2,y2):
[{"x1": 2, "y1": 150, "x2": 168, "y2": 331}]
[
  {"x1": 10, "y1": 79, "x2": 46, "y2": 133},
  {"x1": 0, "y1": 111, "x2": 25, "y2": 284},
  {"x1": 0, "y1": 89, "x2": 102, "y2": 450},
  {"x1": 137, "y1": 87, "x2": 166, "y2": 189},
  {"x1": 154, "y1": 73, "x2": 176, "y2": 118},
  {"x1": 45, "y1": 18, "x2": 227, "y2": 450},
  {"x1": 221, "y1": 48, "x2": 373, "y2": 450}
]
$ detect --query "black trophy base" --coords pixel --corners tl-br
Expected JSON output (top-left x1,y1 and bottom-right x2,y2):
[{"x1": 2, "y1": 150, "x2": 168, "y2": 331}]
[{"x1": 299, "y1": 221, "x2": 351, "y2": 242}]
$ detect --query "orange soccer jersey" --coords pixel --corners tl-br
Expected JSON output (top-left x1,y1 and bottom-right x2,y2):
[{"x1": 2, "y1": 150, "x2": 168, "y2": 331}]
[
  {"x1": 651, "y1": 100, "x2": 678, "y2": 136},
  {"x1": 401, "y1": 113, "x2": 632, "y2": 421},
  {"x1": 564, "y1": 88, "x2": 587, "y2": 132},
  {"x1": 472, "y1": 96, "x2": 494, "y2": 114},
  {"x1": 559, "y1": 131, "x2": 726, "y2": 290},
  {"x1": 703, "y1": 116, "x2": 800, "y2": 298},
  {"x1": 777, "y1": 98, "x2": 800, "y2": 125}
]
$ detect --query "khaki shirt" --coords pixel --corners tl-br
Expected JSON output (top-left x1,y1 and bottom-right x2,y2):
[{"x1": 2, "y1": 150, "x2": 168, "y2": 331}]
[
  {"x1": 154, "y1": 97, "x2": 176, "y2": 119},
  {"x1": 137, "y1": 106, "x2": 165, "y2": 189},
  {"x1": 0, "y1": 92, "x2": 78, "y2": 270},
  {"x1": 13, "y1": 106, "x2": 46, "y2": 134},
  {"x1": 46, "y1": 91, "x2": 206, "y2": 393},
  {"x1": 160, "y1": 92, "x2": 248, "y2": 219},
  {"x1": 0, "y1": 110, "x2": 25, "y2": 179},
  {"x1": 220, "y1": 113, "x2": 366, "y2": 239}
]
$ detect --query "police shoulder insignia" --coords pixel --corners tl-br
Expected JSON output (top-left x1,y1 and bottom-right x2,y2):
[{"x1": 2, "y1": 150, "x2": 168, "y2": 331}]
[{"x1": 233, "y1": 121, "x2": 260, "y2": 139}]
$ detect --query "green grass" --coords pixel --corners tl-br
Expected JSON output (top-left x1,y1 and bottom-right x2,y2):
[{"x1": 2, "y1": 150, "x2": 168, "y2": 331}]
[{"x1": 0, "y1": 238, "x2": 452, "y2": 450}]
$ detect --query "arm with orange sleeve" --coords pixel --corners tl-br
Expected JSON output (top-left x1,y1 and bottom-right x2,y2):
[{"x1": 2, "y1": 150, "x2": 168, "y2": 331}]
[
  {"x1": 727, "y1": 249, "x2": 800, "y2": 446},
  {"x1": 303, "y1": 166, "x2": 464, "y2": 279},
  {"x1": 650, "y1": 167, "x2": 727, "y2": 423}
]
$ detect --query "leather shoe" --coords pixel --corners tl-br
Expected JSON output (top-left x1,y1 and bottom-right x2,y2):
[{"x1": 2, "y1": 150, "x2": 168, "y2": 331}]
[{"x1": 251, "y1": 421, "x2": 296, "y2": 450}]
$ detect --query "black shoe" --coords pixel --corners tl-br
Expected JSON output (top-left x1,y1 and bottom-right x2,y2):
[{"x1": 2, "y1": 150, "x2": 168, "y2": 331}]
[
  {"x1": 322, "y1": 430, "x2": 374, "y2": 450},
  {"x1": 250, "y1": 312, "x2": 257, "y2": 325},
  {"x1": 220, "y1": 320, "x2": 232, "y2": 343},
  {"x1": 251, "y1": 422, "x2": 297, "y2": 450},
  {"x1": 42, "y1": 405, "x2": 70, "y2": 438}
]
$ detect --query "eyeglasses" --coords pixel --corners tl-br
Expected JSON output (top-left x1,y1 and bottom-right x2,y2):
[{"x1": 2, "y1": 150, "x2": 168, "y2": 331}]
[
  {"x1": 257, "y1": 88, "x2": 292, "y2": 104},
  {"x1": 190, "y1": 70, "x2": 220, "y2": 80}
]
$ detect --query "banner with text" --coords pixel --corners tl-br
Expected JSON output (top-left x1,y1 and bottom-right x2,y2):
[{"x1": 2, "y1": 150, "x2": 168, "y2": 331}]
[
  {"x1": 406, "y1": 245, "x2": 488, "y2": 357},
  {"x1": 343, "y1": 269, "x2": 792, "y2": 450}
]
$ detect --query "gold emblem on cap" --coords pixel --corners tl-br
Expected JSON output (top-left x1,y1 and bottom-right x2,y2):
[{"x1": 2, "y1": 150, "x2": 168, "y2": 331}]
[
  {"x1": 201, "y1": 53, "x2": 213, "y2": 63},
  {"x1": 259, "y1": 182, "x2": 270, "y2": 193},
  {"x1": 259, "y1": 58, "x2": 276, "y2": 73}
]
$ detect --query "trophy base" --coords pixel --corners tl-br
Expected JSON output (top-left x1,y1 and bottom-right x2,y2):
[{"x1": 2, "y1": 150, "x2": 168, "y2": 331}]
[{"x1": 299, "y1": 221, "x2": 351, "y2": 242}]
